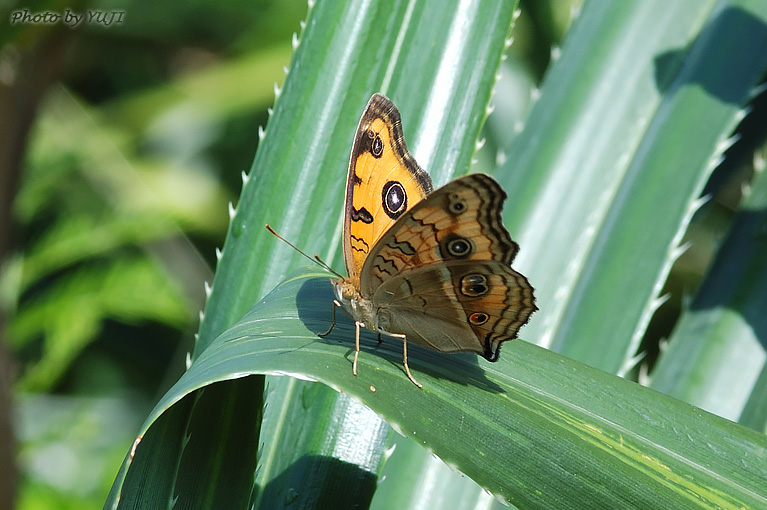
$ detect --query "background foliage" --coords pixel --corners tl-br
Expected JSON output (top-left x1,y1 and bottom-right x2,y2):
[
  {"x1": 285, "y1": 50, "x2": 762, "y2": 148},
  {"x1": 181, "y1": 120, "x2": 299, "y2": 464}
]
[{"x1": 1, "y1": 0, "x2": 766, "y2": 509}]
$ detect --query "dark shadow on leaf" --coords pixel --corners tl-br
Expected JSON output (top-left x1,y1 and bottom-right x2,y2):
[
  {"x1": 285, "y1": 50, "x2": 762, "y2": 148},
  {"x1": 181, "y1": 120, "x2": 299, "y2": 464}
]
[
  {"x1": 295, "y1": 276, "x2": 504, "y2": 393},
  {"x1": 653, "y1": 7, "x2": 767, "y2": 104},
  {"x1": 120, "y1": 379, "x2": 263, "y2": 509},
  {"x1": 255, "y1": 455, "x2": 376, "y2": 510},
  {"x1": 691, "y1": 207, "x2": 767, "y2": 352},
  {"x1": 652, "y1": 49, "x2": 685, "y2": 94}
]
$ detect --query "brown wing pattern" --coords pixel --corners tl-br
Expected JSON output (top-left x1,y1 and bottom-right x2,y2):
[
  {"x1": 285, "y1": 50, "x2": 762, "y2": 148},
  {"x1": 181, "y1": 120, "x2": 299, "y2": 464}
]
[
  {"x1": 373, "y1": 260, "x2": 536, "y2": 360},
  {"x1": 361, "y1": 173, "x2": 518, "y2": 294},
  {"x1": 342, "y1": 94, "x2": 432, "y2": 287}
]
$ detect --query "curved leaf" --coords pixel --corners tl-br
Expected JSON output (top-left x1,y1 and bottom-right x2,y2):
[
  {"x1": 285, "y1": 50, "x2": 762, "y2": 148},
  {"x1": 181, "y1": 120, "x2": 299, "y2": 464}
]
[{"x1": 142, "y1": 269, "x2": 767, "y2": 509}]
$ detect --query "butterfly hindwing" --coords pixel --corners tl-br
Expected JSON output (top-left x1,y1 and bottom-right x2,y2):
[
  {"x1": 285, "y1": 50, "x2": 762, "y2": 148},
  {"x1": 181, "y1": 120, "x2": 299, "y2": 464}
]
[
  {"x1": 373, "y1": 259, "x2": 536, "y2": 360},
  {"x1": 361, "y1": 174, "x2": 536, "y2": 359}
]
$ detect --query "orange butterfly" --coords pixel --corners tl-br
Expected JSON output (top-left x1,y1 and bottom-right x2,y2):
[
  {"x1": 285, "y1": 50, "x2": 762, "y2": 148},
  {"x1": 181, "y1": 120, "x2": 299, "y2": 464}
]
[{"x1": 319, "y1": 94, "x2": 537, "y2": 388}]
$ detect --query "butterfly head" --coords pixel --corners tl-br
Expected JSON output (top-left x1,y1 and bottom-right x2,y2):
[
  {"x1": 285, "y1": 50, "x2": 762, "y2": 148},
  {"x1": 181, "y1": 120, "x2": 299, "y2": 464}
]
[{"x1": 332, "y1": 277, "x2": 378, "y2": 332}]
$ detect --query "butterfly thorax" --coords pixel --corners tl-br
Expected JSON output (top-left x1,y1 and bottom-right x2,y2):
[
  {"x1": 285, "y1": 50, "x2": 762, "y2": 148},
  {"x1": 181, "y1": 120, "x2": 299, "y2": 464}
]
[{"x1": 332, "y1": 277, "x2": 379, "y2": 331}]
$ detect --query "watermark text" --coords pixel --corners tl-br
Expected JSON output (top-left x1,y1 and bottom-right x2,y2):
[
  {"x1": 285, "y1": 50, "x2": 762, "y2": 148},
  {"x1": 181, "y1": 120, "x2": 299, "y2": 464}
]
[{"x1": 9, "y1": 9, "x2": 125, "y2": 28}]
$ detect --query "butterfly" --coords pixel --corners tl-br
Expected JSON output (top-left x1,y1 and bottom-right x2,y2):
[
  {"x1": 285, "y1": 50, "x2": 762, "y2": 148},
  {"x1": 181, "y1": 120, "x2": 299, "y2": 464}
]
[{"x1": 318, "y1": 93, "x2": 537, "y2": 388}]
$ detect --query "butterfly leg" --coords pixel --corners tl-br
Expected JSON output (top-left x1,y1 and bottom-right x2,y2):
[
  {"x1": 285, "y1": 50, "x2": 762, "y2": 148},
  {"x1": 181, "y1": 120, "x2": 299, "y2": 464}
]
[
  {"x1": 389, "y1": 333, "x2": 422, "y2": 389},
  {"x1": 317, "y1": 299, "x2": 342, "y2": 337},
  {"x1": 352, "y1": 320, "x2": 364, "y2": 377},
  {"x1": 317, "y1": 302, "x2": 367, "y2": 380}
]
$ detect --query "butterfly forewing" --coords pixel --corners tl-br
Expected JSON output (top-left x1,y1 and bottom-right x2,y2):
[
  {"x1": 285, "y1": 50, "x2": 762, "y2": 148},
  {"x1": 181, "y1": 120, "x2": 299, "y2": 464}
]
[
  {"x1": 361, "y1": 174, "x2": 519, "y2": 294},
  {"x1": 342, "y1": 94, "x2": 432, "y2": 287}
]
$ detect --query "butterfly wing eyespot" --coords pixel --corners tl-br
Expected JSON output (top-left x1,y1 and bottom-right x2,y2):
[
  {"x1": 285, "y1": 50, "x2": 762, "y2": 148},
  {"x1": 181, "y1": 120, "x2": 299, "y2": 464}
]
[
  {"x1": 468, "y1": 312, "x2": 490, "y2": 325},
  {"x1": 382, "y1": 181, "x2": 407, "y2": 219},
  {"x1": 364, "y1": 129, "x2": 384, "y2": 158},
  {"x1": 441, "y1": 234, "x2": 474, "y2": 259},
  {"x1": 460, "y1": 273, "x2": 490, "y2": 297},
  {"x1": 447, "y1": 193, "x2": 467, "y2": 215},
  {"x1": 371, "y1": 134, "x2": 384, "y2": 157}
]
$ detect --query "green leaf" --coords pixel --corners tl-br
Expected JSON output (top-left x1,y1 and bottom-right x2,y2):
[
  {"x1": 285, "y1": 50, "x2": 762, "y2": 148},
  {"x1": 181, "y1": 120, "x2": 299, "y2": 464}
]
[
  {"x1": 138, "y1": 269, "x2": 767, "y2": 508},
  {"x1": 253, "y1": 376, "x2": 384, "y2": 509},
  {"x1": 499, "y1": 0, "x2": 767, "y2": 372},
  {"x1": 650, "y1": 151, "x2": 767, "y2": 426},
  {"x1": 107, "y1": 378, "x2": 263, "y2": 509}
]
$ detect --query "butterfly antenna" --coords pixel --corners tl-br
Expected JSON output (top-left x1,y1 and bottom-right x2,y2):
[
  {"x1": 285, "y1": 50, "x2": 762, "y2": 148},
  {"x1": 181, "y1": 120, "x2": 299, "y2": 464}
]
[{"x1": 265, "y1": 224, "x2": 343, "y2": 278}]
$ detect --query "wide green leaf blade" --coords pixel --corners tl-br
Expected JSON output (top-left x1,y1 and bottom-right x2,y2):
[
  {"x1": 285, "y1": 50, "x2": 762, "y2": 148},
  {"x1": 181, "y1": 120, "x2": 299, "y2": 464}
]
[
  {"x1": 111, "y1": 379, "x2": 263, "y2": 510},
  {"x1": 499, "y1": 0, "x2": 767, "y2": 373},
  {"x1": 253, "y1": 376, "x2": 385, "y2": 509},
  {"x1": 141, "y1": 269, "x2": 767, "y2": 509},
  {"x1": 650, "y1": 150, "x2": 767, "y2": 425}
]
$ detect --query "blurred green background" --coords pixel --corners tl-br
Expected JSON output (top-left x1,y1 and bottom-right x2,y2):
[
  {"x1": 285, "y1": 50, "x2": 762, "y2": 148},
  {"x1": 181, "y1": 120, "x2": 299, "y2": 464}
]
[{"x1": 3, "y1": 0, "x2": 763, "y2": 508}]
